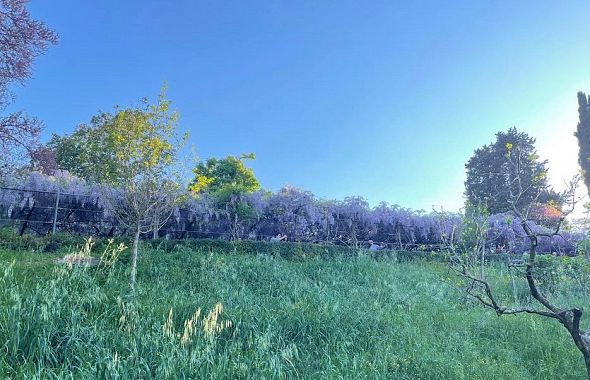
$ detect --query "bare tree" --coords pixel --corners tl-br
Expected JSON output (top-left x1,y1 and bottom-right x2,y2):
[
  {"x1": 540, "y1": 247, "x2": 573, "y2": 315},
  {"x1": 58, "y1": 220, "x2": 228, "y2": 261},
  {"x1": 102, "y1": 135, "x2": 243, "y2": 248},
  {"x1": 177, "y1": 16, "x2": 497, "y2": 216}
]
[
  {"x1": 102, "y1": 179, "x2": 178, "y2": 291},
  {"x1": 0, "y1": 0, "x2": 57, "y2": 173},
  {"x1": 432, "y1": 206, "x2": 460, "y2": 254},
  {"x1": 455, "y1": 143, "x2": 590, "y2": 377},
  {"x1": 458, "y1": 202, "x2": 492, "y2": 279}
]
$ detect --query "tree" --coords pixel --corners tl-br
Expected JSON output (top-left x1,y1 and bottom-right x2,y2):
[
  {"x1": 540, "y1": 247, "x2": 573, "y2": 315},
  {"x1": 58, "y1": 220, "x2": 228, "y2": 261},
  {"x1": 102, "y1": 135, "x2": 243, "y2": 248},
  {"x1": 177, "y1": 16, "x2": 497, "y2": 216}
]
[
  {"x1": 0, "y1": 0, "x2": 57, "y2": 174},
  {"x1": 98, "y1": 89, "x2": 185, "y2": 291},
  {"x1": 48, "y1": 112, "x2": 138, "y2": 184},
  {"x1": 188, "y1": 154, "x2": 260, "y2": 240},
  {"x1": 459, "y1": 202, "x2": 491, "y2": 278},
  {"x1": 457, "y1": 140, "x2": 590, "y2": 376},
  {"x1": 188, "y1": 153, "x2": 259, "y2": 194},
  {"x1": 575, "y1": 91, "x2": 590, "y2": 196},
  {"x1": 29, "y1": 145, "x2": 57, "y2": 175},
  {"x1": 465, "y1": 127, "x2": 560, "y2": 214}
]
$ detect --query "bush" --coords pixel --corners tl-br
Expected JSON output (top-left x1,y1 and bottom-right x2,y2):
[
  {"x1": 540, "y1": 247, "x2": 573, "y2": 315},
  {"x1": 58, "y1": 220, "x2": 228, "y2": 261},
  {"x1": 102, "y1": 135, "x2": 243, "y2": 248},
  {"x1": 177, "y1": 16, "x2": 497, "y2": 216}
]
[
  {"x1": 145, "y1": 239, "x2": 363, "y2": 260},
  {"x1": 0, "y1": 228, "x2": 128, "y2": 255},
  {"x1": 0, "y1": 228, "x2": 447, "y2": 263}
]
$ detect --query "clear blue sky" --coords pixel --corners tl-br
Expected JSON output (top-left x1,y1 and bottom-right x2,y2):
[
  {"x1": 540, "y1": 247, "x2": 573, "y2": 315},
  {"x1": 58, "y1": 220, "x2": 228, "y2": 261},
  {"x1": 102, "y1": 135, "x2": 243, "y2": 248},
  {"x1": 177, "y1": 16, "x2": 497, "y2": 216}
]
[{"x1": 13, "y1": 1, "x2": 590, "y2": 211}]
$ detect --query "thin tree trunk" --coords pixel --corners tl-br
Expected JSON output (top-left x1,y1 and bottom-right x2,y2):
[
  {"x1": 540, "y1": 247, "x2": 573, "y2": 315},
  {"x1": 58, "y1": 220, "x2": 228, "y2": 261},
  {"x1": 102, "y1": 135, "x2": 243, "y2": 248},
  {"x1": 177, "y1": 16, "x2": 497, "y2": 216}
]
[
  {"x1": 51, "y1": 190, "x2": 61, "y2": 234},
  {"x1": 130, "y1": 225, "x2": 140, "y2": 292},
  {"x1": 152, "y1": 214, "x2": 159, "y2": 239},
  {"x1": 480, "y1": 238, "x2": 486, "y2": 279},
  {"x1": 19, "y1": 201, "x2": 36, "y2": 236}
]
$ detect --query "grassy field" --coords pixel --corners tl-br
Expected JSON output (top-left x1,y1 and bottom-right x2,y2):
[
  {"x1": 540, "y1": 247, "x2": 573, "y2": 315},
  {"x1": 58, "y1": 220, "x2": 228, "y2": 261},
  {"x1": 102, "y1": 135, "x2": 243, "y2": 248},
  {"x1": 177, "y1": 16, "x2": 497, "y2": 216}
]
[{"x1": 0, "y1": 243, "x2": 587, "y2": 379}]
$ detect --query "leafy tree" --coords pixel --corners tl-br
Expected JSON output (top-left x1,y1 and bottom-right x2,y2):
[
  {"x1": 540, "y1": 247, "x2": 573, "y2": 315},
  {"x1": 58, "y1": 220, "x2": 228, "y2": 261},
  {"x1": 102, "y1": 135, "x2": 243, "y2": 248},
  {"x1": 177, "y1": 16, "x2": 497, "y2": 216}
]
[
  {"x1": 575, "y1": 91, "x2": 590, "y2": 195},
  {"x1": 0, "y1": 0, "x2": 57, "y2": 175},
  {"x1": 98, "y1": 89, "x2": 186, "y2": 291},
  {"x1": 48, "y1": 112, "x2": 139, "y2": 184},
  {"x1": 465, "y1": 127, "x2": 559, "y2": 214},
  {"x1": 188, "y1": 154, "x2": 260, "y2": 240},
  {"x1": 188, "y1": 153, "x2": 259, "y2": 194}
]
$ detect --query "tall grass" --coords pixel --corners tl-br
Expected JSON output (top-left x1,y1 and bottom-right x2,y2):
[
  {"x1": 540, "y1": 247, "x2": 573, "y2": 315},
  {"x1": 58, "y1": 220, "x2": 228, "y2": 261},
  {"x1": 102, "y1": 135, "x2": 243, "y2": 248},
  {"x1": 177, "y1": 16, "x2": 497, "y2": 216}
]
[{"x1": 0, "y1": 245, "x2": 586, "y2": 379}]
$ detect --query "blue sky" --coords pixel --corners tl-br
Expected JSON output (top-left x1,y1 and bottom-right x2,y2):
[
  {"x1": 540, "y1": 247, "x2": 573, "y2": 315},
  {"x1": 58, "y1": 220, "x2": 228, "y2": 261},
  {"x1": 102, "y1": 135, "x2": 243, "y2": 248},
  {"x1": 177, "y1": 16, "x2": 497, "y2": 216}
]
[{"x1": 13, "y1": 1, "x2": 590, "y2": 211}]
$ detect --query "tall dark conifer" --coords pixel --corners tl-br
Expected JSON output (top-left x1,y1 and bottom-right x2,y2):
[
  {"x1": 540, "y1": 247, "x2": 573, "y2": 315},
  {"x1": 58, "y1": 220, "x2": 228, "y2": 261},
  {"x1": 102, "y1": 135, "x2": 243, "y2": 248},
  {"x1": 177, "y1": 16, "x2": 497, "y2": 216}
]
[
  {"x1": 464, "y1": 127, "x2": 558, "y2": 214},
  {"x1": 575, "y1": 92, "x2": 590, "y2": 195}
]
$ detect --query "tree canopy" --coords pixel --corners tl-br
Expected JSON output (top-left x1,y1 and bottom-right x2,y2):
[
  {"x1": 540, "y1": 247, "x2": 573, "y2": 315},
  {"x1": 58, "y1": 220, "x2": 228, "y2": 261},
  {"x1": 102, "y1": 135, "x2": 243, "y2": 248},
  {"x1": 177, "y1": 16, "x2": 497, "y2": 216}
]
[
  {"x1": 188, "y1": 153, "x2": 260, "y2": 194},
  {"x1": 48, "y1": 89, "x2": 185, "y2": 185},
  {"x1": 464, "y1": 127, "x2": 559, "y2": 214},
  {"x1": 575, "y1": 91, "x2": 590, "y2": 195},
  {"x1": 47, "y1": 113, "x2": 122, "y2": 184}
]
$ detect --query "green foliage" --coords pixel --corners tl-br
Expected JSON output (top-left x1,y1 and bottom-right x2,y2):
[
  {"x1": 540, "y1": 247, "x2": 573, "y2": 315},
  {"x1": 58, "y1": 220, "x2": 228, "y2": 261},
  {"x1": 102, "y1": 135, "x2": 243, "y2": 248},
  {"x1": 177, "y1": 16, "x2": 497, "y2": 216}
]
[
  {"x1": 514, "y1": 254, "x2": 590, "y2": 305},
  {"x1": 575, "y1": 91, "x2": 590, "y2": 196},
  {"x1": 576, "y1": 230, "x2": 590, "y2": 261},
  {"x1": 0, "y1": 228, "x2": 403, "y2": 261},
  {"x1": 187, "y1": 154, "x2": 261, "y2": 240},
  {"x1": 47, "y1": 113, "x2": 120, "y2": 183},
  {"x1": 460, "y1": 202, "x2": 489, "y2": 251},
  {"x1": 188, "y1": 153, "x2": 259, "y2": 194},
  {"x1": 48, "y1": 86, "x2": 186, "y2": 185},
  {"x1": 464, "y1": 127, "x2": 560, "y2": 214},
  {"x1": 0, "y1": 245, "x2": 586, "y2": 378},
  {"x1": 0, "y1": 228, "x2": 128, "y2": 255}
]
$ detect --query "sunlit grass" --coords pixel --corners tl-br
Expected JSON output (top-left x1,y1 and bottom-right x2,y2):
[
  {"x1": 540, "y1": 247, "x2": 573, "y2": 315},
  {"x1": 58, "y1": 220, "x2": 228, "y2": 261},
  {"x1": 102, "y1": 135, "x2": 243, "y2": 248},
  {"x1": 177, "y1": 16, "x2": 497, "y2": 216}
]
[{"x1": 0, "y1": 245, "x2": 586, "y2": 379}]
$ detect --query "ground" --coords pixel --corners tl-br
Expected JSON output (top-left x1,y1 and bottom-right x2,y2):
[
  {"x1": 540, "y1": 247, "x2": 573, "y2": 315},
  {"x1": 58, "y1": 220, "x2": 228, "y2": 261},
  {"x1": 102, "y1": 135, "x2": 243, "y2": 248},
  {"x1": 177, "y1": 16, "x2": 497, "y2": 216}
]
[{"x1": 0, "y1": 245, "x2": 586, "y2": 379}]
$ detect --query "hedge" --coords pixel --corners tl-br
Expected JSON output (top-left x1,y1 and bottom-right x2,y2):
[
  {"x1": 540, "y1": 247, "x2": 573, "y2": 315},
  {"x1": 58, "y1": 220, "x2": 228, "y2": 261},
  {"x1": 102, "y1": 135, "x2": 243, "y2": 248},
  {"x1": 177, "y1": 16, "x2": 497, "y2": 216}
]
[{"x1": 1, "y1": 228, "x2": 452, "y2": 263}]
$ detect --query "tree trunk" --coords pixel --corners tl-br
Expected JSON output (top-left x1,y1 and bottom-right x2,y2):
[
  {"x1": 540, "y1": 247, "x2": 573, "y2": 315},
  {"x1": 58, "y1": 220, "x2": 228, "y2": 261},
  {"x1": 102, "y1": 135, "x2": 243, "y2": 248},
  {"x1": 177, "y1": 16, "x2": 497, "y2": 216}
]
[
  {"x1": 230, "y1": 213, "x2": 240, "y2": 241},
  {"x1": 152, "y1": 214, "x2": 159, "y2": 239},
  {"x1": 520, "y1": 218, "x2": 590, "y2": 378},
  {"x1": 130, "y1": 226, "x2": 140, "y2": 292},
  {"x1": 480, "y1": 238, "x2": 486, "y2": 279},
  {"x1": 19, "y1": 201, "x2": 36, "y2": 236},
  {"x1": 351, "y1": 226, "x2": 357, "y2": 248},
  {"x1": 51, "y1": 190, "x2": 61, "y2": 234}
]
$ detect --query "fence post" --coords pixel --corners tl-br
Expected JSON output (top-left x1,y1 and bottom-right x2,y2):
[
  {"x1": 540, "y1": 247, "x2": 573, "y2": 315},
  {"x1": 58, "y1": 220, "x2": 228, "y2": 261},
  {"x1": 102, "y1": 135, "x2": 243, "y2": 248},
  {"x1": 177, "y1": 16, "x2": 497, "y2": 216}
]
[{"x1": 52, "y1": 189, "x2": 61, "y2": 234}]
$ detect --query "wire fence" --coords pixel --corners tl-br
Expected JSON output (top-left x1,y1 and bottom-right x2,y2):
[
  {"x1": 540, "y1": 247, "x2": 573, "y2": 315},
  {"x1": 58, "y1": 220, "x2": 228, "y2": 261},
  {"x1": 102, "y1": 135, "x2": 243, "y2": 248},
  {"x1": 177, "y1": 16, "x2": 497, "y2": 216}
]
[{"x1": 0, "y1": 186, "x2": 457, "y2": 251}]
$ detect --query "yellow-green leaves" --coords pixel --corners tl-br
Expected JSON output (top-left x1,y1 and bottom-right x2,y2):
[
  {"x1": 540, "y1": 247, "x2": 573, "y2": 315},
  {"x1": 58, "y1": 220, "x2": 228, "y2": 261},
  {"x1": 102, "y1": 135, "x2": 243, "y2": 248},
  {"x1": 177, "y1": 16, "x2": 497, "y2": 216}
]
[
  {"x1": 533, "y1": 170, "x2": 547, "y2": 182},
  {"x1": 48, "y1": 86, "x2": 186, "y2": 186},
  {"x1": 188, "y1": 174, "x2": 214, "y2": 193},
  {"x1": 188, "y1": 154, "x2": 260, "y2": 194}
]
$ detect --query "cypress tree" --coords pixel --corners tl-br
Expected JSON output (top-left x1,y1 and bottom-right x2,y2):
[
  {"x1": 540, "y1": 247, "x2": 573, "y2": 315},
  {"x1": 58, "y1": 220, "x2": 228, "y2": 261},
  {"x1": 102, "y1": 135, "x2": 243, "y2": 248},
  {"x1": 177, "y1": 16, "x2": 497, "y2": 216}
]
[
  {"x1": 464, "y1": 127, "x2": 558, "y2": 214},
  {"x1": 575, "y1": 92, "x2": 590, "y2": 195}
]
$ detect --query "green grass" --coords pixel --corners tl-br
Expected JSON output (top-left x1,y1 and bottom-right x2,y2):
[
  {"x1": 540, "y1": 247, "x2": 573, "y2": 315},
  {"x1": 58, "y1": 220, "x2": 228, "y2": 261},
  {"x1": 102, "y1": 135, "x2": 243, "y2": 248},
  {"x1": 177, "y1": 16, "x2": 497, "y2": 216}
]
[{"x1": 0, "y1": 244, "x2": 587, "y2": 379}]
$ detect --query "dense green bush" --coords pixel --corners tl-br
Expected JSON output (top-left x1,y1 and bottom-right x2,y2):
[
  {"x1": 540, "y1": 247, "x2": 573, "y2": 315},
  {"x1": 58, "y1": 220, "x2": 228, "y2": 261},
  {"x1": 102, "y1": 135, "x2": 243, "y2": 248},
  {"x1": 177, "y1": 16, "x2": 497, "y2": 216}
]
[
  {"x1": 0, "y1": 228, "x2": 128, "y2": 254},
  {"x1": 145, "y1": 238, "x2": 367, "y2": 260},
  {"x1": 0, "y1": 228, "x2": 441, "y2": 263}
]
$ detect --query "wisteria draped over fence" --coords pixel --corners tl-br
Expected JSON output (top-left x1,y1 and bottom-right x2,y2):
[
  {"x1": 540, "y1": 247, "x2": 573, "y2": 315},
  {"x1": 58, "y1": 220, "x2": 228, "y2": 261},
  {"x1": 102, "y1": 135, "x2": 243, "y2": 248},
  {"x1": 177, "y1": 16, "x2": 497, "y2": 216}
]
[{"x1": 0, "y1": 171, "x2": 583, "y2": 253}]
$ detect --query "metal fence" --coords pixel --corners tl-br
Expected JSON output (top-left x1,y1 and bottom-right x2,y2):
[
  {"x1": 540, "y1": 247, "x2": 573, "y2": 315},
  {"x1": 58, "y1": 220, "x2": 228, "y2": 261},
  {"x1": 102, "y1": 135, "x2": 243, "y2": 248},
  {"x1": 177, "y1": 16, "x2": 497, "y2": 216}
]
[{"x1": 0, "y1": 186, "x2": 460, "y2": 251}]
